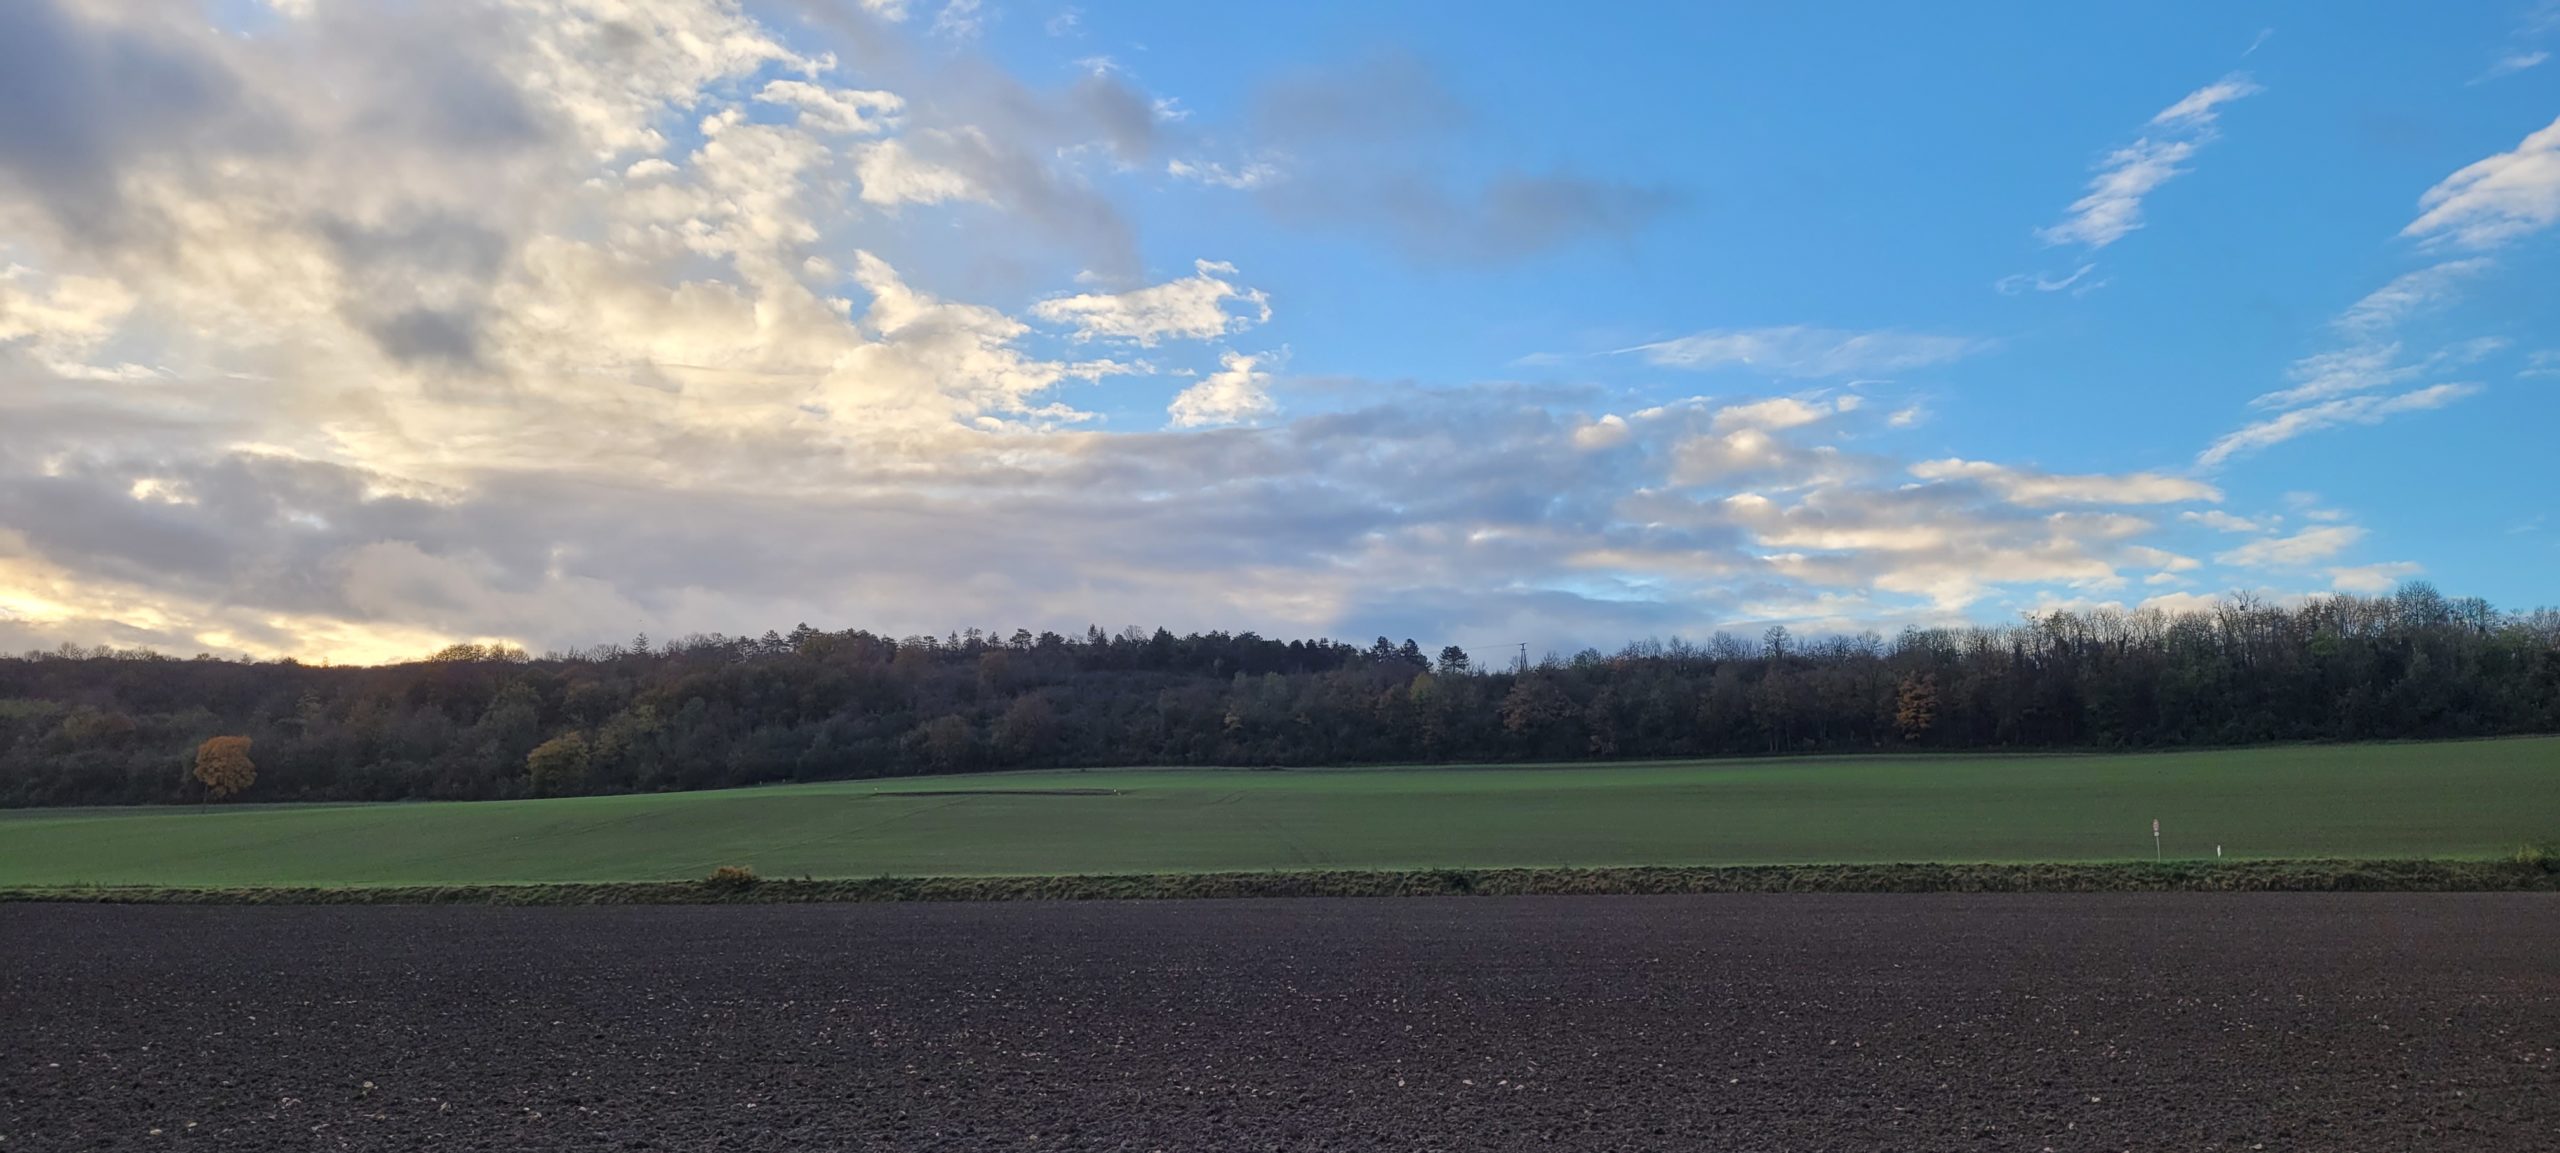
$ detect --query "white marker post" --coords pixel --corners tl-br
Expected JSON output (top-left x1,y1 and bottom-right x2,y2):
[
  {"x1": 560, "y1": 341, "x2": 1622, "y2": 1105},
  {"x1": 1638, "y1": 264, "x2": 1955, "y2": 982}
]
[{"x1": 2153, "y1": 818, "x2": 2161, "y2": 861}]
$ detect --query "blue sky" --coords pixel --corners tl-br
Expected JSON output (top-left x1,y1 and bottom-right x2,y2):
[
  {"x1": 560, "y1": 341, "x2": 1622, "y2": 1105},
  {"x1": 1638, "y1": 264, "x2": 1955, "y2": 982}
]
[{"x1": 0, "y1": 0, "x2": 2554, "y2": 661}]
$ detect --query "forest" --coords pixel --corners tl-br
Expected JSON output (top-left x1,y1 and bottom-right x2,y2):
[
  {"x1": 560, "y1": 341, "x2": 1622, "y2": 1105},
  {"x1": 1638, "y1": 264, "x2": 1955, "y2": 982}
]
[{"x1": 2, "y1": 583, "x2": 2555, "y2": 807}]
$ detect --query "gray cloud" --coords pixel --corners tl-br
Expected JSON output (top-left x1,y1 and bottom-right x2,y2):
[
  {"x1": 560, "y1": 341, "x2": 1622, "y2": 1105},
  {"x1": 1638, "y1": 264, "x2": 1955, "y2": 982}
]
[
  {"x1": 314, "y1": 2, "x2": 548, "y2": 153},
  {"x1": 1231, "y1": 51, "x2": 1682, "y2": 264},
  {"x1": 0, "y1": 379, "x2": 1747, "y2": 658},
  {"x1": 1069, "y1": 74, "x2": 1159, "y2": 163},
  {"x1": 0, "y1": 373, "x2": 2240, "y2": 661},
  {"x1": 1251, "y1": 52, "x2": 1468, "y2": 144},
  {"x1": 782, "y1": 0, "x2": 1157, "y2": 279},
  {"x1": 0, "y1": 0, "x2": 255, "y2": 243},
  {"x1": 0, "y1": 1, "x2": 2290, "y2": 664},
  {"x1": 321, "y1": 212, "x2": 514, "y2": 369}
]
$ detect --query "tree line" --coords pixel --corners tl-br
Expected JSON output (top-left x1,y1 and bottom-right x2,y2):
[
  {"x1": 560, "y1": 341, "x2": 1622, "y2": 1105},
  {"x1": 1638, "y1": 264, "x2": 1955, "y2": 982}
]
[{"x1": 2, "y1": 583, "x2": 2555, "y2": 807}]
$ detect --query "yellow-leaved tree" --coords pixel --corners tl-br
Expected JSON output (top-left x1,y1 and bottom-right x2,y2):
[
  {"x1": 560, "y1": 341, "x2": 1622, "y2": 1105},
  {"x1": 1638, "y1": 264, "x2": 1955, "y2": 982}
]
[{"x1": 193, "y1": 735, "x2": 257, "y2": 801}]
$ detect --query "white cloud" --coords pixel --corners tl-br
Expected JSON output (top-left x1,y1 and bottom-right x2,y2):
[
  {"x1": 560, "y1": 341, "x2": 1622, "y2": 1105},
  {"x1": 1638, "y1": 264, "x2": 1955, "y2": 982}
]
[
  {"x1": 1909, "y1": 459, "x2": 2222, "y2": 506},
  {"x1": 1628, "y1": 326, "x2": 1982, "y2": 378},
  {"x1": 1712, "y1": 396, "x2": 1850, "y2": 432},
  {"x1": 931, "y1": 0, "x2": 984, "y2": 41},
  {"x1": 2403, "y1": 114, "x2": 2560, "y2": 249},
  {"x1": 755, "y1": 80, "x2": 903, "y2": 136},
  {"x1": 2475, "y1": 51, "x2": 2549, "y2": 83},
  {"x1": 0, "y1": 267, "x2": 138, "y2": 372},
  {"x1": 1167, "y1": 350, "x2": 1276, "y2": 428},
  {"x1": 1571, "y1": 414, "x2": 1631, "y2": 451},
  {"x1": 1994, "y1": 264, "x2": 2100, "y2": 295},
  {"x1": 1031, "y1": 260, "x2": 1270, "y2": 346},
  {"x1": 1168, "y1": 158, "x2": 1282, "y2": 190},
  {"x1": 1727, "y1": 490, "x2": 2161, "y2": 613},
  {"x1": 2038, "y1": 74, "x2": 2259, "y2": 250},
  {"x1": 2199, "y1": 384, "x2": 2477, "y2": 468},
  {"x1": 1651, "y1": 396, "x2": 1871, "y2": 485},
  {"x1": 2252, "y1": 344, "x2": 2421, "y2": 409},
  {"x1": 2121, "y1": 546, "x2": 2201, "y2": 573},
  {"x1": 0, "y1": 0, "x2": 2421, "y2": 663},
  {"x1": 2329, "y1": 562, "x2": 2422, "y2": 593},
  {"x1": 854, "y1": 136, "x2": 988, "y2": 206},
  {"x1": 2332, "y1": 258, "x2": 2492, "y2": 336},
  {"x1": 1668, "y1": 429, "x2": 1800, "y2": 484},
  {"x1": 2149, "y1": 74, "x2": 2263, "y2": 130},
  {"x1": 2216, "y1": 525, "x2": 2367, "y2": 568},
  {"x1": 2039, "y1": 139, "x2": 2196, "y2": 249},
  {"x1": 2179, "y1": 510, "x2": 2264, "y2": 533},
  {"x1": 2214, "y1": 251, "x2": 2501, "y2": 464},
  {"x1": 2138, "y1": 591, "x2": 2228, "y2": 616}
]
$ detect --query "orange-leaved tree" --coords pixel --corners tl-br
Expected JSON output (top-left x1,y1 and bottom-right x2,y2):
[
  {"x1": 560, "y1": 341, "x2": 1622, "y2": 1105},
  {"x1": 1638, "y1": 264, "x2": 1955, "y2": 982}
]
[
  {"x1": 1894, "y1": 673, "x2": 1939, "y2": 744},
  {"x1": 193, "y1": 735, "x2": 257, "y2": 801}
]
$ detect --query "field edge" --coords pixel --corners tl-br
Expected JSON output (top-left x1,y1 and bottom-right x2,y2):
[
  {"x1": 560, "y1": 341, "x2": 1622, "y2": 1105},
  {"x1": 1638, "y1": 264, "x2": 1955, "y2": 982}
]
[{"x1": 8, "y1": 859, "x2": 2557, "y2": 905}]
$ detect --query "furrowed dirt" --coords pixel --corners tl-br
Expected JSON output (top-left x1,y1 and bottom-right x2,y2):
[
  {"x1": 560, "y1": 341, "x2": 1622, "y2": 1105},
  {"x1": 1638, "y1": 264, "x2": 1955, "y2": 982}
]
[{"x1": 4, "y1": 896, "x2": 2556, "y2": 1151}]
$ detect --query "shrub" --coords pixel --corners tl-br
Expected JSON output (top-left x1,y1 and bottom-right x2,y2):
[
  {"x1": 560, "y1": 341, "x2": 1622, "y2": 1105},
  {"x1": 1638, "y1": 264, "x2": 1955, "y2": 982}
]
[
  {"x1": 704, "y1": 865, "x2": 760, "y2": 891},
  {"x1": 2516, "y1": 841, "x2": 2560, "y2": 873},
  {"x1": 1427, "y1": 867, "x2": 1476, "y2": 894}
]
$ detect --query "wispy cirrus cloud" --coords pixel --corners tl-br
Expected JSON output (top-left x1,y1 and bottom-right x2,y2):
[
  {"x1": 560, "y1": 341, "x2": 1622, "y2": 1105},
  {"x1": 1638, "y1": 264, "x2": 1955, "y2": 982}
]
[
  {"x1": 1166, "y1": 157, "x2": 1280, "y2": 190},
  {"x1": 2249, "y1": 336, "x2": 2503, "y2": 410},
  {"x1": 2199, "y1": 383, "x2": 2477, "y2": 469},
  {"x1": 2474, "y1": 3, "x2": 2557, "y2": 83},
  {"x1": 1994, "y1": 264, "x2": 2101, "y2": 296},
  {"x1": 2036, "y1": 73, "x2": 2261, "y2": 250},
  {"x1": 2403, "y1": 114, "x2": 2560, "y2": 249},
  {"x1": 0, "y1": 0, "x2": 2450, "y2": 662},
  {"x1": 2332, "y1": 258, "x2": 2493, "y2": 336},
  {"x1": 1907, "y1": 460, "x2": 2221, "y2": 507},
  {"x1": 2204, "y1": 238, "x2": 2503, "y2": 468},
  {"x1": 2148, "y1": 75, "x2": 2263, "y2": 131},
  {"x1": 2475, "y1": 50, "x2": 2548, "y2": 83},
  {"x1": 1625, "y1": 326, "x2": 1984, "y2": 378}
]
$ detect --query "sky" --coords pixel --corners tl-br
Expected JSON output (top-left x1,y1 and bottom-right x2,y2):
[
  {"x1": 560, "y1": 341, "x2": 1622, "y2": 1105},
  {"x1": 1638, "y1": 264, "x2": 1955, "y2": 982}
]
[{"x1": 1, "y1": 0, "x2": 2556, "y2": 664}]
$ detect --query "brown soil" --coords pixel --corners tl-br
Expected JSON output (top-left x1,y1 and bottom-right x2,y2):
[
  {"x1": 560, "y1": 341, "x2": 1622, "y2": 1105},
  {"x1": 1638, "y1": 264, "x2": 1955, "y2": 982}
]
[{"x1": 3, "y1": 895, "x2": 2555, "y2": 1151}]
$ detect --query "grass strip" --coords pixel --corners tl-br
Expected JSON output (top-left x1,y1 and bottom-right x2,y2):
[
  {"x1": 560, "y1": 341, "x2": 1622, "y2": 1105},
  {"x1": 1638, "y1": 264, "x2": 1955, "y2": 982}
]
[{"x1": 5, "y1": 859, "x2": 2557, "y2": 905}]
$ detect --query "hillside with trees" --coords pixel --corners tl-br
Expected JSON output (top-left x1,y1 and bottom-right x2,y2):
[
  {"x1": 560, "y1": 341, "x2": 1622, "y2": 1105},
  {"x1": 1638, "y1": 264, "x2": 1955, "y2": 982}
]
[{"x1": 2, "y1": 584, "x2": 2555, "y2": 807}]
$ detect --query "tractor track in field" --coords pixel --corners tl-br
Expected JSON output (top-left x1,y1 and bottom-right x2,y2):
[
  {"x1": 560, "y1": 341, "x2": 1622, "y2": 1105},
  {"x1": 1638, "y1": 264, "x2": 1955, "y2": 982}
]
[{"x1": 4, "y1": 894, "x2": 2557, "y2": 1151}]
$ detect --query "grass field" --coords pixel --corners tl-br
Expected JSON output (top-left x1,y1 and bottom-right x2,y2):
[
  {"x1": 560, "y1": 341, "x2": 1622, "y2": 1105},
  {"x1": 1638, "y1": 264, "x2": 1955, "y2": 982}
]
[{"x1": 2, "y1": 738, "x2": 2555, "y2": 888}]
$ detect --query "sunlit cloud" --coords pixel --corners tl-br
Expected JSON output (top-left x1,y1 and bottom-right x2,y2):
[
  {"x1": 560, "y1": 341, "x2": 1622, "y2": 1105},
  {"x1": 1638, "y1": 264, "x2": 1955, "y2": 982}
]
[{"x1": 0, "y1": 1, "x2": 2442, "y2": 663}]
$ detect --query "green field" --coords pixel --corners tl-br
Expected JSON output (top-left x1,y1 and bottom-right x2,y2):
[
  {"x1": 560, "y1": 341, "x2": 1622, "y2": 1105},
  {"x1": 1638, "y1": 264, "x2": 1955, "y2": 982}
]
[{"x1": 2, "y1": 739, "x2": 2555, "y2": 888}]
